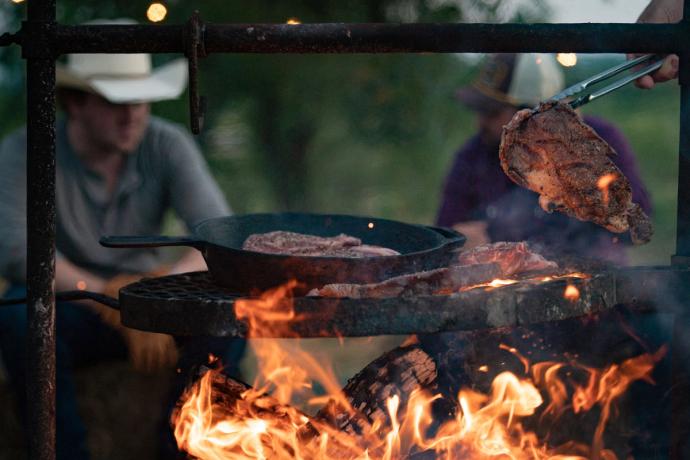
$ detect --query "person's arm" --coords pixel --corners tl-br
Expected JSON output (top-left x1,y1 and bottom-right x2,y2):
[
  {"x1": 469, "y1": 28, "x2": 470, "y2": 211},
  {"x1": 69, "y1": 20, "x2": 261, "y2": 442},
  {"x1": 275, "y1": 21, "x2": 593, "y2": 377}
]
[
  {"x1": 636, "y1": 0, "x2": 682, "y2": 89},
  {"x1": 160, "y1": 122, "x2": 230, "y2": 272},
  {"x1": 55, "y1": 256, "x2": 107, "y2": 292},
  {"x1": 0, "y1": 132, "x2": 28, "y2": 285},
  {"x1": 436, "y1": 140, "x2": 479, "y2": 227}
]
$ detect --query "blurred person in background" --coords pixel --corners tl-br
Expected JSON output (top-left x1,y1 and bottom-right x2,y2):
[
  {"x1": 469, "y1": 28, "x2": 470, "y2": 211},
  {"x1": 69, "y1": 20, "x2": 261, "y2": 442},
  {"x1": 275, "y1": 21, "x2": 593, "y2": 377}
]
[
  {"x1": 436, "y1": 53, "x2": 652, "y2": 265},
  {"x1": 0, "y1": 19, "x2": 244, "y2": 460}
]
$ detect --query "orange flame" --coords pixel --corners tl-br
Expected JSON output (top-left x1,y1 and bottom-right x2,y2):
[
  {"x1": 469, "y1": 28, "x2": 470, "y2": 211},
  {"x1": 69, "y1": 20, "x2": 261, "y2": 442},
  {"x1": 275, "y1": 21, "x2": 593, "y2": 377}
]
[
  {"x1": 564, "y1": 285, "x2": 580, "y2": 302},
  {"x1": 597, "y1": 173, "x2": 617, "y2": 207},
  {"x1": 173, "y1": 281, "x2": 665, "y2": 460}
]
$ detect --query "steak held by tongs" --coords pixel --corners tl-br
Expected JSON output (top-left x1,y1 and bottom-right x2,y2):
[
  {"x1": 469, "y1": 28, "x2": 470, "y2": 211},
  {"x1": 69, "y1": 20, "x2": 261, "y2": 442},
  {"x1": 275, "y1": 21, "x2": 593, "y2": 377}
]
[{"x1": 499, "y1": 101, "x2": 652, "y2": 244}]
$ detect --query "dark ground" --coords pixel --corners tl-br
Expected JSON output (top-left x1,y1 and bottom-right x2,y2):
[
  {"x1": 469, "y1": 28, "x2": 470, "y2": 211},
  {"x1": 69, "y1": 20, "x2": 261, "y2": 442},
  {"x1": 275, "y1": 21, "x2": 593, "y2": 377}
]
[{"x1": 0, "y1": 362, "x2": 173, "y2": 460}]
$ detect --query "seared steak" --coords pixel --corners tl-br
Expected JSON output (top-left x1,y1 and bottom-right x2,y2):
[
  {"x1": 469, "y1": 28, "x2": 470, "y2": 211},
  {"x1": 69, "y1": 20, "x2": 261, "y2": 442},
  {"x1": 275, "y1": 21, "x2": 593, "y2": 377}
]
[
  {"x1": 307, "y1": 263, "x2": 501, "y2": 298},
  {"x1": 308, "y1": 241, "x2": 557, "y2": 298},
  {"x1": 241, "y1": 231, "x2": 400, "y2": 257},
  {"x1": 456, "y1": 241, "x2": 557, "y2": 276},
  {"x1": 499, "y1": 101, "x2": 652, "y2": 244}
]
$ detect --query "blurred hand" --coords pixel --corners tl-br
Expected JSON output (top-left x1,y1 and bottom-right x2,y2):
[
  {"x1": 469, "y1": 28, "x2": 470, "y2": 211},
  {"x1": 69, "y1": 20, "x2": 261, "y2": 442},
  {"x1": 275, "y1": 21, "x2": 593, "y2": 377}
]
[
  {"x1": 98, "y1": 267, "x2": 177, "y2": 373},
  {"x1": 452, "y1": 220, "x2": 490, "y2": 249},
  {"x1": 634, "y1": 0, "x2": 682, "y2": 89},
  {"x1": 120, "y1": 328, "x2": 179, "y2": 373}
]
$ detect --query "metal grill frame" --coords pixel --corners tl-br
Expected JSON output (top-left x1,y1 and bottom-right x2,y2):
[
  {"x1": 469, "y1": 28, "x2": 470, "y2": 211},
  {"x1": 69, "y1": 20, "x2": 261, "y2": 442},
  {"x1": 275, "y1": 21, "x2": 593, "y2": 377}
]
[{"x1": 1, "y1": 1, "x2": 690, "y2": 458}]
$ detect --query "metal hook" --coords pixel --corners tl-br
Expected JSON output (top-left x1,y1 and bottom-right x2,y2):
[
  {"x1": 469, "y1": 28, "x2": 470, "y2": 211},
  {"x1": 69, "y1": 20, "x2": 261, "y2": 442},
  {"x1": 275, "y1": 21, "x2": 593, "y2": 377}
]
[{"x1": 186, "y1": 11, "x2": 206, "y2": 134}]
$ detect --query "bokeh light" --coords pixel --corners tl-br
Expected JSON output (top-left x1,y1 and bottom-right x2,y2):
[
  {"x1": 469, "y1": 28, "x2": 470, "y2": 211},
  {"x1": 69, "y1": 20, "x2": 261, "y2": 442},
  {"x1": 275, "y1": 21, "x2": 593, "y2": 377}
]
[
  {"x1": 147, "y1": 2, "x2": 168, "y2": 23},
  {"x1": 557, "y1": 53, "x2": 578, "y2": 67}
]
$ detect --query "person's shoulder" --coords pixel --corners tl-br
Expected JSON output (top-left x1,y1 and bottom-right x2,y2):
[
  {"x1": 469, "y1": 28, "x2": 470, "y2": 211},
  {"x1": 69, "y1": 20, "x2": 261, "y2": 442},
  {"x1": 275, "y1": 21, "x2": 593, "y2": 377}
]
[
  {"x1": 583, "y1": 115, "x2": 626, "y2": 139},
  {"x1": 455, "y1": 134, "x2": 484, "y2": 157},
  {"x1": 146, "y1": 116, "x2": 193, "y2": 143}
]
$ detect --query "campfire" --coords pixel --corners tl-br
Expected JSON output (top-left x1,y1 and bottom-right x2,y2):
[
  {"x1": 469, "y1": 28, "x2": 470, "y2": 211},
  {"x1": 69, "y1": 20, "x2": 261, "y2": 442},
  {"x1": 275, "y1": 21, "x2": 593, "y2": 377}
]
[{"x1": 172, "y1": 281, "x2": 665, "y2": 460}]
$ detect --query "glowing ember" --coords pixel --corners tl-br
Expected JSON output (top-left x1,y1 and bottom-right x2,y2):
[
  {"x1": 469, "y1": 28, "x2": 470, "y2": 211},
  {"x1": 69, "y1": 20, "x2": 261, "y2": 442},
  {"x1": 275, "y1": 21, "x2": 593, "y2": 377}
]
[
  {"x1": 564, "y1": 284, "x2": 580, "y2": 301},
  {"x1": 460, "y1": 272, "x2": 590, "y2": 293},
  {"x1": 286, "y1": 17, "x2": 301, "y2": 24},
  {"x1": 146, "y1": 2, "x2": 167, "y2": 22},
  {"x1": 597, "y1": 173, "x2": 618, "y2": 206},
  {"x1": 557, "y1": 53, "x2": 578, "y2": 67},
  {"x1": 172, "y1": 281, "x2": 665, "y2": 460}
]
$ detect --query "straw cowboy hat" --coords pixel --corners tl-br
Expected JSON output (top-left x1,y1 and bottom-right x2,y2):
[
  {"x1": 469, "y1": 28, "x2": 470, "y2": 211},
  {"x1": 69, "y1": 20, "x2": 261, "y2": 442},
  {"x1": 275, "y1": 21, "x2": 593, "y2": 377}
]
[
  {"x1": 56, "y1": 18, "x2": 188, "y2": 104},
  {"x1": 456, "y1": 53, "x2": 564, "y2": 113}
]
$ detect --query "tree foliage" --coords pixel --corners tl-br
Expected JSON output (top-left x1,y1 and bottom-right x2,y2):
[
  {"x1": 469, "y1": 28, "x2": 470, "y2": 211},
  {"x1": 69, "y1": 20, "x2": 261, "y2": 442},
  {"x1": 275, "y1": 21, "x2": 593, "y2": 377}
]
[{"x1": 1, "y1": 0, "x2": 548, "y2": 217}]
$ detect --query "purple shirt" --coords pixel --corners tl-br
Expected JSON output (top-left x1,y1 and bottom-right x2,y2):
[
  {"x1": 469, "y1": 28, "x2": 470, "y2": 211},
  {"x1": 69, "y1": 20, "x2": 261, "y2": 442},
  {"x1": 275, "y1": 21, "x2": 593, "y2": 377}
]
[{"x1": 436, "y1": 116, "x2": 652, "y2": 264}]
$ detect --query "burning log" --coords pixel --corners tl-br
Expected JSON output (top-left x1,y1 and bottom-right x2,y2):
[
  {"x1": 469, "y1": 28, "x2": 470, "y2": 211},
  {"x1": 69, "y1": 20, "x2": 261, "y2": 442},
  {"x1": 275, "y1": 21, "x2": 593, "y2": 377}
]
[
  {"x1": 316, "y1": 341, "x2": 439, "y2": 436},
  {"x1": 173, "y1": 368, "x2": 367, "y2": 458}
]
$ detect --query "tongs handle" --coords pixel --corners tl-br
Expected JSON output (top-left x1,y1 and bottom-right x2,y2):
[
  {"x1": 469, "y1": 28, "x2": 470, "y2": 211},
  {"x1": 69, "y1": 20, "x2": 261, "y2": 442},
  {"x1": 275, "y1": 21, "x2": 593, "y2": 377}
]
[{"x1": 551, "y1": 54, "x2": 664, "y2": 108}]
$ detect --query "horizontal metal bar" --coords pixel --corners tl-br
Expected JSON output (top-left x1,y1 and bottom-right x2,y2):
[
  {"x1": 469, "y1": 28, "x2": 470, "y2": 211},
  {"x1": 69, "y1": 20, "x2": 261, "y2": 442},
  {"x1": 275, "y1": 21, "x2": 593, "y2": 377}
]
[{"x1": 51, "y1": 22, "x2": 689, "y2": 55}]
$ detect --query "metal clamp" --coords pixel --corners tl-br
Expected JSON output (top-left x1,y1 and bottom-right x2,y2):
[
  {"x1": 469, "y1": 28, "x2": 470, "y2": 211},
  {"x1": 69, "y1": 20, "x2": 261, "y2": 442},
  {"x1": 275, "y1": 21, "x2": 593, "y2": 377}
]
[{"x1": 185, "y1": 11, "x2": 207, "y2": 134}]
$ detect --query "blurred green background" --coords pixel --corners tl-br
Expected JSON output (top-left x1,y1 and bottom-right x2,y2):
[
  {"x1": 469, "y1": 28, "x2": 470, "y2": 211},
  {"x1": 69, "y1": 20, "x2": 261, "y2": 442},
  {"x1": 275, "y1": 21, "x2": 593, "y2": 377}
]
[
  {"x1": 0, "y1": 0, "x2": 679, "y2": 268},
  {"x1": 0, "y1": 2, "x2": 682, "y2": 458}
]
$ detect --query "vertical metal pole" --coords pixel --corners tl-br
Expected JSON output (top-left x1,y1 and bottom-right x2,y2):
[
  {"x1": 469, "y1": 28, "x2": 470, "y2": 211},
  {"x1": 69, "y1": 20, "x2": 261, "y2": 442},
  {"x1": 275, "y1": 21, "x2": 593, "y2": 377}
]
[
  {"x1": 25, "y1": 0, "x2": 56, "y2": 459},
  {"x1": 672, "y1": 4, "x2": 690, "y2": 458},
  {"x1": 676, "y1": 2, "x2": 690, "y2": 262}
]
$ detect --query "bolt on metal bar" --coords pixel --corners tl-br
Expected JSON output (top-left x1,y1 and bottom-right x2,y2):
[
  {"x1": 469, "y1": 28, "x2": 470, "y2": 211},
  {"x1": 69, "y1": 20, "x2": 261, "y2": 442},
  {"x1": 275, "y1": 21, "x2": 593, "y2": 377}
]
[{"x1": 25, "y1": 0, "x2": 56, "y2": 459}]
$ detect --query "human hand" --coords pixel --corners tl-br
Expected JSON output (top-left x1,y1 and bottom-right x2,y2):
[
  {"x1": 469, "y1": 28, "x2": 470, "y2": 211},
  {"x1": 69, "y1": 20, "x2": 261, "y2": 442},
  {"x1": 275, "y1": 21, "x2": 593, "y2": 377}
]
[
  {"x1": 120, "y1": 328, "x2": 179, "y2": 373},
  {"x1": 633, "y1": 54, "x2": 679, "y2": 89},
  {"x1": 634, "y1": 0, "x2": 682, "y2": 88}
]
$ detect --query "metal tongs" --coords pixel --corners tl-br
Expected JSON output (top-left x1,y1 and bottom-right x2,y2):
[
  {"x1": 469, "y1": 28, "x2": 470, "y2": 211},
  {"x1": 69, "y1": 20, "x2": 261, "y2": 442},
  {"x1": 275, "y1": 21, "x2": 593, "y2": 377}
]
[{"x1": 550, "y1": 54, "x2": 665, "y2": 109}]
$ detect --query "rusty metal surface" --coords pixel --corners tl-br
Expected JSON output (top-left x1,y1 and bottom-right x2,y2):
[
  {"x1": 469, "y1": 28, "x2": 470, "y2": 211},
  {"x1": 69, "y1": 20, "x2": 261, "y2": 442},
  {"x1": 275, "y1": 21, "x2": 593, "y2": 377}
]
[
  {"x1": 185, "y1": 11, "x2": 206, "y2": 134},
  {"x1": 118, "y1": 271, "x2": 615, "y2": 338},
  {"x1": 45, "y1": 22, "x2": 689, "y2": 55},
  {"x1": 25, "y1": 2, "x2": 56, "y2": 460}
]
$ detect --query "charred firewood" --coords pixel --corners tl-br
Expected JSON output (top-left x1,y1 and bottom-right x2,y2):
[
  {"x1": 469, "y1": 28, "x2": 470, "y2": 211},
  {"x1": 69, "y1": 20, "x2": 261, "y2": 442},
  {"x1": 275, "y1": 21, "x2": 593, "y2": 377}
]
[{"x1": 316, "y1": 342, "x2": 440, "y2": 437}]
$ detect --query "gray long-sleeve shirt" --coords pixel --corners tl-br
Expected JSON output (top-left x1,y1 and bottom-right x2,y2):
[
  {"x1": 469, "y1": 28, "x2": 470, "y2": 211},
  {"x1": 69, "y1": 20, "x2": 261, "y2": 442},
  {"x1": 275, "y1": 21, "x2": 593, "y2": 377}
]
[{"x1": 0, "y1": 116, "x2": 230, "y2": 283}]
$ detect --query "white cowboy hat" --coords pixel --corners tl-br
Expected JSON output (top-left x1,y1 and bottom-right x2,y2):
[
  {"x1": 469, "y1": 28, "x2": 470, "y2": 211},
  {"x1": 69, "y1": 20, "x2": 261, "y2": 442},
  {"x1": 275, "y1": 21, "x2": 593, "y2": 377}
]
[{"x1": 56, "y1": 19, "x2": 188, "y2": 104}]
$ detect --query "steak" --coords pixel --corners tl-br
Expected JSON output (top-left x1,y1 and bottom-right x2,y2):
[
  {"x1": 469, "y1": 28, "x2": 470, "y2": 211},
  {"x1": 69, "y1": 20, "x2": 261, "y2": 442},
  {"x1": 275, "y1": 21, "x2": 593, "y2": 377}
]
[
  {"x1": 307, "y1": 263, "x2": 501, "y2": 298},
  {"x1": 499, "y1": 101, "x2": 653, "y2": 244},
  {"x1": 241, "y1": 231, "x2": 400, "y2": 257},
  {"x1": 308, "y1": 241, "x2": 557, "y2": 298},
  {"x1": 456, "y1": 241, "x2": 558, "y2": 276}
]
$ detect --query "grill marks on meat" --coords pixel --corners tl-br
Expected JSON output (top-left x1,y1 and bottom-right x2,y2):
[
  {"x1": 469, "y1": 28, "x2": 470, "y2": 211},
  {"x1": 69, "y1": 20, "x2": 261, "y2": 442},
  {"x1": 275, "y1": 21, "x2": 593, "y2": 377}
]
[
  {"x1": 499, "y1": 101, "x2": 652, "y2": 244},
  {"x1": 308, "y1": 242, "x2": 556, "y2": 298},
  {"x1": 456, "y1": 241, "x2": 557, "y2": 276},
  {"x1": 241, "y1": 231, "x2": 400, "y2": 257}
]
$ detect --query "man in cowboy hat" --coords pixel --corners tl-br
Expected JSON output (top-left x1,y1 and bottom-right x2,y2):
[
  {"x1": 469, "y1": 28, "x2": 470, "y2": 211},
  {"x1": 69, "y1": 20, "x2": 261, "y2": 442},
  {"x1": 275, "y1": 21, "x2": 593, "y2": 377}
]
[
  {"x1": 436, "y1": 53, "x2": 651, "y2": 264},
  {"x1": 0, "y1": 18, "x2": 244, "y2": 460}
]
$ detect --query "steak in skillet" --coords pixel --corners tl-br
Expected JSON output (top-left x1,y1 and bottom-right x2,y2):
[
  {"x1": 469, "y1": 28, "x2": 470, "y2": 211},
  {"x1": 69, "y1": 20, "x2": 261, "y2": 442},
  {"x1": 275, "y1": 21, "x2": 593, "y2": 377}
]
[
  {"x1": 499, "y1": 101, "x2": 652, "y2": 244},
  {"x1": 241, "y1": 231, "x2": 400, "y2": 257}
]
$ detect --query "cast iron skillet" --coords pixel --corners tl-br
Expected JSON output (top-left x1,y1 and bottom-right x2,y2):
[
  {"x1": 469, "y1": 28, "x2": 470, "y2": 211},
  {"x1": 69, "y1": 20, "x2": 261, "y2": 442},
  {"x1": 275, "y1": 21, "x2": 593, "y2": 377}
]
[{"x1": 100, "y1": 212, "x2": 465, "y2": 294}]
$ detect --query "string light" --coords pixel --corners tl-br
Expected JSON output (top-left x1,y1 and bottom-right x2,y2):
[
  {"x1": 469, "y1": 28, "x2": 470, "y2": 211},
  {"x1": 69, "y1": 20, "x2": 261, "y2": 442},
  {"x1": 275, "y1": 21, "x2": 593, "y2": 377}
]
[{"x1": 147, "y1": 2, "x2": 168, "y2": 23}]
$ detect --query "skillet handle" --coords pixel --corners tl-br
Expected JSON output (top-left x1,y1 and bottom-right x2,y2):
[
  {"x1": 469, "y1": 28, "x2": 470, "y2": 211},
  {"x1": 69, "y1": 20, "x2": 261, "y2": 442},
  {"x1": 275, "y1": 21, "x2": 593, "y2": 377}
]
[
  {"x1": 424, "y1": 225, "x2": 466, "y2": 250},
  {"x1": 100, "y1": 235, "x2": 204, "y2": 250}
]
